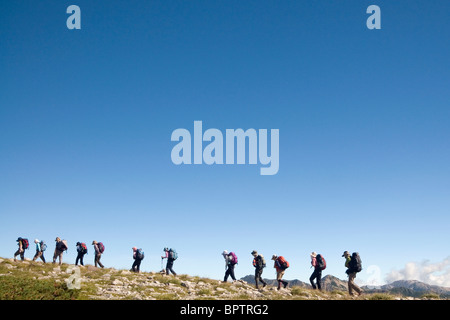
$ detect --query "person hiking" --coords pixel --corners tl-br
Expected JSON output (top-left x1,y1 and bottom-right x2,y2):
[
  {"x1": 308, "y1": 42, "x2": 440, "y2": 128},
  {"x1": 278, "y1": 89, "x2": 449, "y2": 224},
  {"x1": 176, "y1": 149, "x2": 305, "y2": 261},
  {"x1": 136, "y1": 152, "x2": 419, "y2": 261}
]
[
  {"x1": 53, "y1": 237, "x2": 67, "y2": 265},
  {"x1": 92, "y1": 241, "x2": 105, "y2": 268},
  {"x1": 343, "y1": 250, "x2": 363, "y2": 296},
  {"x1": 161, "y1": 247, "x2": 177, "y2": 276},
  {"x1": 75, "y1": 242, "x2": 88, "y2": 266},
  {"x1": 222, "y1": 250, "x2": 238, "y2": 282},
  {"x1": 32, "y1": 239, "x2": 46, "y2": 263},
  {"x1": 131, "y1": 247, "x2": 144, "y2": 273},
  {"x1": 309, "y1": 252, "x2": 322, "y2": 290},
  {"x1": 14, "y1": 237, "x2": 28, "y2": 261},
  {"x1": 251, "y1": 250, "x2": 267, "y2": 289},
  {"x1": 272, "y1": 255, "x2": 289, "y2": 290}
]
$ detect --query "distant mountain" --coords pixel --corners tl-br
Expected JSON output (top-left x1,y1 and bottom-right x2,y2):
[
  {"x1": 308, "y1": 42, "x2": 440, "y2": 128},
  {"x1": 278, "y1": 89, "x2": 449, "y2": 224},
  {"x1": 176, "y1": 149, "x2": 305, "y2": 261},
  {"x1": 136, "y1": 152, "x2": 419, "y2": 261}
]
[
  {"x1": 241, "y1": 274, "x2": 450, "y2": 298},
  {"x1": 363, "y1": 280, "x2": 450, "y2": 298},
  {"x1": 241, "y1": 274, "x2": 346, "y2": 290},
  {"x1": 240, "y1": 274, "x2": 309, "y2": 288}
]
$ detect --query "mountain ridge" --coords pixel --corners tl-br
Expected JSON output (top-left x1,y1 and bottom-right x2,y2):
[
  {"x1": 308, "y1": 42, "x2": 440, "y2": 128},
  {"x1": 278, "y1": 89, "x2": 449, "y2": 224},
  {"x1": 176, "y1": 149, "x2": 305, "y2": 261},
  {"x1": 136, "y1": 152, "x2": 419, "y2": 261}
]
[
  {"x1": 1, "y1": 257, "x2": 447, "y2": 300},
  {"x1": 241, "y1": 274, "x2": 450, "y2": 298}
]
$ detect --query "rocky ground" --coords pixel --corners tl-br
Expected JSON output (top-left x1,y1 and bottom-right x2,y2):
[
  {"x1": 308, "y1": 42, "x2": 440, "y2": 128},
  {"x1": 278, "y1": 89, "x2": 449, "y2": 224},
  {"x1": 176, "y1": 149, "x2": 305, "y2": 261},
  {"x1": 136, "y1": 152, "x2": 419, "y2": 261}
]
[{"x1": 0, "y1": 258, "x2": 444, "y2": 300}]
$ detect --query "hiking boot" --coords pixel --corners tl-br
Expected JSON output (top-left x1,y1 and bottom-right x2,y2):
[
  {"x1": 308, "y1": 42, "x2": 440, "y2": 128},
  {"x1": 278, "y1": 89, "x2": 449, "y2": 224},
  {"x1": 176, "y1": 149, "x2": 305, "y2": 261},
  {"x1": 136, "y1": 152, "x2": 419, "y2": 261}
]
[{"x1": 283, "y1": 281, "x2": 288, "y2": 288}]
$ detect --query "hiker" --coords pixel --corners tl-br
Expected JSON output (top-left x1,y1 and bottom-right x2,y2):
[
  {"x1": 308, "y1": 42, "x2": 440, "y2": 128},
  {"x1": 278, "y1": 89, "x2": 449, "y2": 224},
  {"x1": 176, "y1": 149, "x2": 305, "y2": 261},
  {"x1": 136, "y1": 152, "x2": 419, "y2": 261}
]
[
  {"x1": 75, "y1": 242, "x2": 88, "y2": 266},
  {"x1": 309, "y1": 252, "x2": 322, "y2": 290},
  {"x1": 53, "y1": 237, "x2": 67, "y2": 265},
  {"x1": 272, "y1": 255, "x2": 289, "y2": 290},
  {"x1": 92, "y1": 241, "x2": 105, "y2": 268},
  {"x1": 14, "y1": 237, "x2": 28, "y2": 261},
  {"x1": 251, "y1": 250, "x2": 267, "y2": 289},
  {"x1": 131, "y1": 247, "x2": 144, "y2": 273},
  {"x1": 343, "y1": 251, "x2": 363, "y2": 296},
  {"x1": 32, "y1": 239, "x2": 46, "y2": 263},
  {"x1": 161, "y1": 247, "x2": 177, "y2": 276},
  {"x1": 222, "y1": 250, "x2": 237, "y2": 282}
]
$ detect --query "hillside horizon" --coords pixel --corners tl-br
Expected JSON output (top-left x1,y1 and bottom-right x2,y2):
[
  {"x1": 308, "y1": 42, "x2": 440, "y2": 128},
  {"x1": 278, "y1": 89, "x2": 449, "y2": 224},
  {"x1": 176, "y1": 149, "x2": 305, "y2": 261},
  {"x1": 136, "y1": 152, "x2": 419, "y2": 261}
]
[{"x1": 1, "y1": 257, "x2": 448, "y2": 300}]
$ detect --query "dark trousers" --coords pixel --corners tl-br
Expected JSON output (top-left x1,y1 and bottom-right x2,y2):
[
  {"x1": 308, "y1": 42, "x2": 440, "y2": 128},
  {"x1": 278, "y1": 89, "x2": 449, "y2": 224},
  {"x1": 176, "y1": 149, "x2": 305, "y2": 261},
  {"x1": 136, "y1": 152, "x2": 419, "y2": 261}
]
[
  {"x1": 75, "y1": 252, "x2": 85, "y2": 266},
  {"x1": 224, "y1": 264, "x2": 236, "y2": 282},
  {"x1": 166, "y1": 258, "x2": 176, "y2": 275},
  {"x1": 14, "y1": 249, "x2": 24, "y2": 261},
  {"x1": 33, "y1": 250, "x2": 46, "y2": 263},
  {"x1": 255, "y1": 268, "x2": 267, "y2": 288},
  {"x1": 95, "y1": 253, "x2": 104, "y2": 268},
  {"x1": 132, "y1": 259, "x2": 142, "y2": 272},
  {"x1": 310, "y1": 269, "x2": 322, "y2": 290}
]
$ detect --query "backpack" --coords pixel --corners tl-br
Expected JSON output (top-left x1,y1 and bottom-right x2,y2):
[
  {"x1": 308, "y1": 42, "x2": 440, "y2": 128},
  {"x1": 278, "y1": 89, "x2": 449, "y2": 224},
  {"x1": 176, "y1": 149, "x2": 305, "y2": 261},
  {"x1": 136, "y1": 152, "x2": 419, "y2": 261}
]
[
  {"x1": 21, "y1": 238, "x2": 29, "y2": 250},
  {"x1": 98, "y1": 242, "x2": 105, "y2": 253},
  {"x1": 261, "y1": 255, "x2": 266, "y2": 268},
  {"x1": 79, "y1": 243, "x2": 88, "y2": 254},
  {"x1": 40, "y1": 240, "x2": 47, "y2": 252},
  {"x1": 61, "y1": 240, "x2": 68, "y2": 252},
  {"x1": 350, "y1": 252, "x2": 362, "y2": 273},
  {"x1": 229, "y1": 252, "x2": 238, "y2": 265},
  {"x1": 277, "y1": 256, "x2": 289, "y2": 270},
  {"x1": 316, "y1": 254, "x2": 327, "y2": 270},
  {"x1": 136, "y1": 248, "x2": 145, "y2": 260},
  {"x1": 253, "y1": 255, "x2": 266, "y2": 268},
  {"x1": 169, "y1": 248, "x2": 177, "y2": 260}
]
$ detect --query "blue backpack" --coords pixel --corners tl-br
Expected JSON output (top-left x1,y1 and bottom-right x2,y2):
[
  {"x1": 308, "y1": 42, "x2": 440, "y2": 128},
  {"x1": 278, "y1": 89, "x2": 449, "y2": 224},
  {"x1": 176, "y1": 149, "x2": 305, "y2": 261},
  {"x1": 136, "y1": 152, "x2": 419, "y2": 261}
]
[
  {"x1": 136, "y1": 248, "x2": 145, "y2": 260},
  {"x1": 169, "y1": 248, "x2": 178, "y2": 260},
  {"x1": 40, "y1": 241, "x2": 47, "y2": 252}
]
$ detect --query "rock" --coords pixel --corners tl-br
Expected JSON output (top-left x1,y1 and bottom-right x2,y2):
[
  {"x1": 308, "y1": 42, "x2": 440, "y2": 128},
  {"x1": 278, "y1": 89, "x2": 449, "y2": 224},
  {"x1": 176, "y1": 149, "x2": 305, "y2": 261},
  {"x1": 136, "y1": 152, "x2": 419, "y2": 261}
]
[{"x1": 112, "y1": 279, "x2": 123, "y2": 286}]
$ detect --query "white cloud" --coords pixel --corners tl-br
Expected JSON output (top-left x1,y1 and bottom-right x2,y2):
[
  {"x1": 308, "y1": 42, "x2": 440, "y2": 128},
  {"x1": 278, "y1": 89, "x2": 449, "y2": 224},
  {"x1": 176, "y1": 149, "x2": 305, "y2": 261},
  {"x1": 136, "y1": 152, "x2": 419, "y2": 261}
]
[{"x1": 385, "y1": 257, "x2": 450, "y2": 287}]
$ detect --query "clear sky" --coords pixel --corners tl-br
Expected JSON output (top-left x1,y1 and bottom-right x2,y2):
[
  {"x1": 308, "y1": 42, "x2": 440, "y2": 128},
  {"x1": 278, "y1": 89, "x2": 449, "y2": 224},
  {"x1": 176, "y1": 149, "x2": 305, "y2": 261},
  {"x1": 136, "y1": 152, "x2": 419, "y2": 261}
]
[{"x1": 1, "y1": 1, "x2": 449, "y2": 287}]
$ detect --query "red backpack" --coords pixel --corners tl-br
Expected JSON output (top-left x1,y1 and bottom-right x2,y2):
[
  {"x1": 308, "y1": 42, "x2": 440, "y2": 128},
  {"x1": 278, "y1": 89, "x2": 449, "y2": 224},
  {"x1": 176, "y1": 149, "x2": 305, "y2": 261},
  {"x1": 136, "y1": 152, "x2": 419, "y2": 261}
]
[
  {"x1": 21, "y1": 238, "x2": 29, "y2": 250},
  {"x1": 98, "y1": 242, "x2": 105, "y2": 253},
  {"x1": 277, "y1": 256, "x2": 289, "y2": 270},
  {"x1": 316, "y1": 254, "x2": 326, "y2": 270}
]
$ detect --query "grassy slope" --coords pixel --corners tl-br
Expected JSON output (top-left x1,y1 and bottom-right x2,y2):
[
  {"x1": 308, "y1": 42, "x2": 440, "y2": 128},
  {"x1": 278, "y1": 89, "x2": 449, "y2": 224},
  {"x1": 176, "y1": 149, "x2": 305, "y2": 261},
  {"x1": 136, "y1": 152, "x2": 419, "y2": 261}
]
[{"x1": 0, "y1": 258, "x2": 441, "y2": 300}]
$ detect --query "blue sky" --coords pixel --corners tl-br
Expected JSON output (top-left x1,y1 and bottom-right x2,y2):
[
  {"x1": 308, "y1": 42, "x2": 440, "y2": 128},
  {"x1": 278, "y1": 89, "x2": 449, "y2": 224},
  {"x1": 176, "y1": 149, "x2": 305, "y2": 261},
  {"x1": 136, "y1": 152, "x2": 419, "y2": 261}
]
[{"x1": 1, "y1": 1, "x2": 449, "y2": 286}]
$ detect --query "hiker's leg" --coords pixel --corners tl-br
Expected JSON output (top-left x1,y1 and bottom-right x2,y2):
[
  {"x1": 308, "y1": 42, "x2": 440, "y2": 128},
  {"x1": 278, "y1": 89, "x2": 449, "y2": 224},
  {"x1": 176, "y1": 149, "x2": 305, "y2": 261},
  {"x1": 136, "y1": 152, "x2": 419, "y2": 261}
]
[
  {"x1": 348, "y1": 273, "x2": 356, "y2": 295},
  {"x1": 41, "y1": 253, "x2": 46, "y2": 263},
  {"x1": 352, "y1": 274, "x2": 362, "y2": 295},
  {"x1": 230, "y1": 265, "x2": 236, "y2": 281},
  {"x1": 80, "y1": 254, "x2": 84, "y2": 266},
  {"x1": 166, "y1": 260, "x2": 172, "y2": 275},
  {"x1": 260, "y1": 271, "x2": 267, "y2": 286},
  {"x1": 276, "y1": 272, "x2": 283, "y2": 290},
  {"x1": 33, "y1": 251, "x2": 39, "y2": 262},
  {"x1": 53, "y1": 250, "x2": 57, "y2": 263},
  {"x1": 168, "y1": 260, "x2": 176, "y2": 275},
  {"x1": 137, "y1": 260, "x2": 141, "y2": 272},
  {"x1": 75, "y1": 254, "x2": 80, "y2": 265},
  {"x1": 14, "y1": 249, "x2": 20, "y2": 261},
  {"x1": 224, "y1": 267, "x2": 230, "y2": 282},
  {"x1": 98, "y1": 254, "x2": 104, "y2": 268},
  {"x1": 309, "y1": 271, "x2": 317, "y2": 289},
  {"x1": 317, "y1": 270, "x2": 322, "y2": 290}
]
